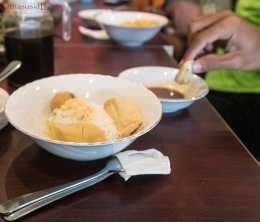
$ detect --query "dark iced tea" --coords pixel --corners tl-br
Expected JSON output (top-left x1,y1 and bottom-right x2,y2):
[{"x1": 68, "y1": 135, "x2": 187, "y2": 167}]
[{"x1": 4, "y1": 30, "x2": 54, "y2": 86}]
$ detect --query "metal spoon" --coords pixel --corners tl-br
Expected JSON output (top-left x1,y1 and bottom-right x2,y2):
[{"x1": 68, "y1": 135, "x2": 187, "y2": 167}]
[
  {"x1": 0, "y1": 61, "x2": 22, "y2": 82},
  {"x1": 0, "y1": 156, "x2": 124, "y2": 221}
]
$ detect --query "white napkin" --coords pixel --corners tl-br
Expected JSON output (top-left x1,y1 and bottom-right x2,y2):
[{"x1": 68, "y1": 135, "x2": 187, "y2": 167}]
[
  {"x1": 114, "y1": 149, "x2": 171, "y2": 181},
  {"x1": 78, "y1": 26, "x2": 110, "y2": 40}
]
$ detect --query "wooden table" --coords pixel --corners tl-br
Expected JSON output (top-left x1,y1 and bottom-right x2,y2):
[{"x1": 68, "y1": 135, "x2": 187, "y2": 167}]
[
  {"x1": 1, "y1": 1, "x2": 260, "y2": 222},
  {"x1": 1, "y1": 44, "x2": 260, "y2": 221}
]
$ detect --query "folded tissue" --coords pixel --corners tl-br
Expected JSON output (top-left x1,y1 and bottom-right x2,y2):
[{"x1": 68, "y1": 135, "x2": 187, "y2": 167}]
[{"x1": 115, "y1": 149, "x2": 171, "y2": 181}]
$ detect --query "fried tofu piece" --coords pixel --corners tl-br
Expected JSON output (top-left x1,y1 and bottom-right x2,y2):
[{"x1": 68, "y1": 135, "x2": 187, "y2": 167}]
[
  {"x1": 104, "y1": 97, "x2": 143, "y2": 137},
  {"x1": 50, "y1": 92, "x2": 75, "y2": 111},
  {"x1": 46, "y1": 120, "x2": 106, "y2": 143},
  {"x1": 175, "y1": 60, "x2": 194, "y2": 84}
]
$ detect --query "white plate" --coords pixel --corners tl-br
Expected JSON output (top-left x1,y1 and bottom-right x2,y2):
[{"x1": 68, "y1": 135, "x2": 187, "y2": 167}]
[
  {"x1": 118, "y1": 66, "x2": 209, "y2": 113},
  {"x1": 78, "y1": 9, "x2": 111, "y2": 29},
  {"x1": 0, "y1": 88, "x2": 9, "y2": 130}
]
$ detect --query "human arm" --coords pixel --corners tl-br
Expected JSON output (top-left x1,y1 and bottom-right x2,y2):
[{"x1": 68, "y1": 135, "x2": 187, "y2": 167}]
[
  {"x1": 182, "y1": 10, "x2": 260, "y2": 73},
  {"x1": 165, "y1": 0, "x2": 201, "y2": 37}
]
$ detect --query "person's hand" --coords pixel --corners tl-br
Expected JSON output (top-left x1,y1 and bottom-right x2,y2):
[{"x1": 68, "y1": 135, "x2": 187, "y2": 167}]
[
  {"x1": 165, "y1": 1, "x2": 201, "y2": 37},
  {"x1": 182, "y1": 10, "x2": 260, "y2": 73}
]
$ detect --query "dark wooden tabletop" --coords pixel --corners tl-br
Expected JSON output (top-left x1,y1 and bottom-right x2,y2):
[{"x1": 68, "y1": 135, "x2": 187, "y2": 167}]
[{"x1": 1, "y1": 1, "x2": 260, "y2": 222}]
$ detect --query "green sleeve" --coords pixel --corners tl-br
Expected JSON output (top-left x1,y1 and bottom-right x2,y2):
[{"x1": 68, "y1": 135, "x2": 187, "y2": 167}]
[
  {"x1": 205, "y1": 0, "x2": 260, "y2": 93},
  {"x1": 235, "y1": 0, "x2": 260, "y2": 27}
]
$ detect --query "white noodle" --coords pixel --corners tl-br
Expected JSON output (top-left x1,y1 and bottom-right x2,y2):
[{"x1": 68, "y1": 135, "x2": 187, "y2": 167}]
[
  {"x1": 90, "y1": 102, "x2": 121, "y2": 141},
  {"x1": 48, "y1": 98, "x2": 121, "y2": 142}
]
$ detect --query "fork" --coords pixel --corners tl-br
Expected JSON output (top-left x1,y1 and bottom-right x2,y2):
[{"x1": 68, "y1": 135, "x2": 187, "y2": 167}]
[{"x1": 0, "y1": 156, "x2": 124, "y2": 221}]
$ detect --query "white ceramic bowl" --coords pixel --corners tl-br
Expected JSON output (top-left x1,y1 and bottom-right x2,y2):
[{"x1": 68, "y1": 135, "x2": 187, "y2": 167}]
[
  {"x1": 78, "y1": 9, "x2": 111, "y2": 29},
  {"x1": 95, "y1": 11, "x2": 169, "y2": 47},
  {"x1": 5, "y1": 74, "x2": 162, "y2": 161},
  {"x1": 118, "y1": 66, "x2": 209, "y2": 113},
  {"x1": 0, "y1": 88, "x2": 9, "y2": 130}
]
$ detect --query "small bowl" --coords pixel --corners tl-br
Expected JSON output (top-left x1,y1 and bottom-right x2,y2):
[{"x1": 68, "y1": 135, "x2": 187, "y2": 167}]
[
  {"x1": 78, "y1": 9, "x2": 111, "y2": 29},
  {"x1": 0, "y1": 88, "x2": 9, "y2": 130},
  {"x1": 95, "y1": 11, "x2": 169, "y2": 47},
  {"x1": 118, "y1": 66, "x2": 209, "y2": 113},
  {"x1": 5, "y1": 74, "x2": 162, "y2": 161}
]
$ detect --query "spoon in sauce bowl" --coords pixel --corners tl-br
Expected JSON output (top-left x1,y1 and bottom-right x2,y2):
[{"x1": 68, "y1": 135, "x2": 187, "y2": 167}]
[{"x1": 0, "y1": 60, "x2": 22, "y2": 82}]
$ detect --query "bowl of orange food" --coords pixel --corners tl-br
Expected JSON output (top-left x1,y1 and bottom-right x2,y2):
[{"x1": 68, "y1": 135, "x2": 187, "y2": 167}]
[
  {"x1": 5, "y1": 74, "x2": 162, "y2": 161},
  {"x1": 95, "y1": 11, "x2": 168, "y2": 47}
]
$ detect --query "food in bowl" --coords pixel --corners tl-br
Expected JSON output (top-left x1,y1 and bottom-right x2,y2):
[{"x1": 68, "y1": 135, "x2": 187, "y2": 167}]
[
  {"x1": 4, "y1": 74, "x2": 162, "y2": 161},
  {"x1": 46, "y1": 92, "x2": 143, "y2": 143},
  {"x1": 119, "y1": 19, "x2": 158, "y2": 27},
  {"x1": 118, "y1": 66, "x2": 209, "y2": 113},
  {"x1": 95, "y1": 11, "x2": 169, "y2": 47},
  {"x1": 104, "y1": 97, "x2": 143, "y2": 137},
  {"x1": 47, "y1": 96, "x2": 117, "y2": 143},
  {"x1": 50, "y1": 91, "x2": 75, "y2": 111}
]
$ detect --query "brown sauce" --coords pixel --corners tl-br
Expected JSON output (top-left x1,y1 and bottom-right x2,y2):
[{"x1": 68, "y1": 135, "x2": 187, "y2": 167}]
[{"x1": 147, "y1": 87, "x2": 185, "y2": 99}]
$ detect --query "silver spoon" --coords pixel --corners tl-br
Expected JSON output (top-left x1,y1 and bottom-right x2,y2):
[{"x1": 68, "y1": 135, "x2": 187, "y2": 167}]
[
  {"x1": 0, "y1": 61, "x2": 22, "y2": 82},
  {"x1": 0, "y1": 156, "x2": 124, "y2": 221}
]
